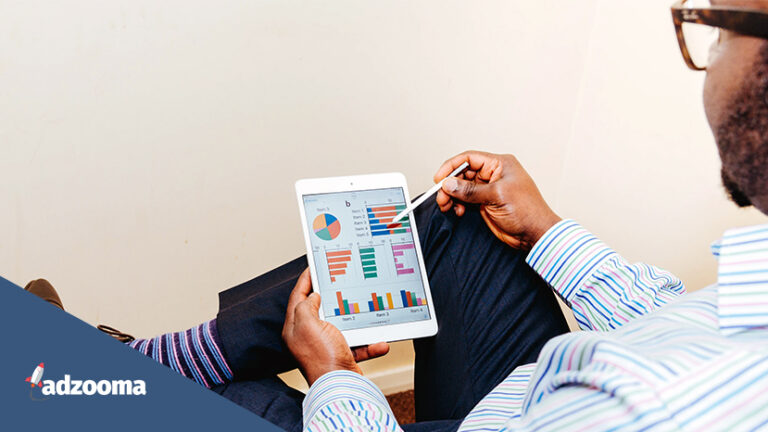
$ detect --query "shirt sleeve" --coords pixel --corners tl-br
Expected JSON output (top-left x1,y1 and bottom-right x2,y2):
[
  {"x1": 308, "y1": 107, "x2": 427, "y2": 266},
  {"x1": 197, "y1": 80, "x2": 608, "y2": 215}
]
[
  {"x1": 503, "y1": 381, "x2": 658, "y2": 431},
  {"x1": 526, "y1": 220, "x2": 685, "y2": 331},
  {"x1": 303, "y1": 370, "x2": 402, "y2": 432}
]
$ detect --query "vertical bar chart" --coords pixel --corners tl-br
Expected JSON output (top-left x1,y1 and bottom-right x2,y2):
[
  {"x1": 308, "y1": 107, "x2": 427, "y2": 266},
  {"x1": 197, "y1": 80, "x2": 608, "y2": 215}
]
[
  {"x1": 367, "y1": 204, "x2": 412, "y2": 236},
  {"x1": 391, "y1": 242, "x2": 416, "y2": 276},
  {"x1": 326, "y1": 249, "x2": 352, "y2": 282},
  {"x1": 334, "y1": 291, "x2": 361, "y2": 316},
  {"x1": 400, "y1": 290, "x2": 427, "y2": 308},
  {"x1": 367, "y1": 291, "x2": 391, "y2": 312},
  {"x1": 359, "y1": 246, "x2": 378, "y2": 279}
]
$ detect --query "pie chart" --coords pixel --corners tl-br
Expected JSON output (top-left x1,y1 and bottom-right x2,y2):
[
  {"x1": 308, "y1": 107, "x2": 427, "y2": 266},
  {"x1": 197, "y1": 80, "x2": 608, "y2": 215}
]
[{"x1": 313, "y1": 213, "x2": 341, "y2": 241}]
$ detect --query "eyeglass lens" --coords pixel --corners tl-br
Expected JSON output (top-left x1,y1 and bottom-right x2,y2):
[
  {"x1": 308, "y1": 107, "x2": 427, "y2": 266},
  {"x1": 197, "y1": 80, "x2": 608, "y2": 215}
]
[{"x1": 681, "y1": 0, "x2": 719, "y2": 69}]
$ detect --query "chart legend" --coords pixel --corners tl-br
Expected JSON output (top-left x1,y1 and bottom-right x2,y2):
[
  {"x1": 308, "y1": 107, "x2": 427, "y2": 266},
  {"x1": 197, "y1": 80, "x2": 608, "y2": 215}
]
[
  {"x1": 367, "y1": 204, "x2": 412, "y2": 237},
  {"x1": 326, "y1": 249, "x2": 352, "y2": 282}
]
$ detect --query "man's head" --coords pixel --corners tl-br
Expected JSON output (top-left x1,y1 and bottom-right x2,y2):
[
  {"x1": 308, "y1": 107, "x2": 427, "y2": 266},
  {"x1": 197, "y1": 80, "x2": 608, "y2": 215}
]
[{"x1": 700, "y1": 0, "x2": 768, "y2": 212}]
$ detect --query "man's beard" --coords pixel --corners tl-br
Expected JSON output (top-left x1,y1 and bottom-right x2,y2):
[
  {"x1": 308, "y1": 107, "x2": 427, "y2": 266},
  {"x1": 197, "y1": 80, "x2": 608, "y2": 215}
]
[
  {"x1": 721, "y1": 168, "x2": 753, "y2": 207},
  {"x1": 715, "y1": 44, "x2": 768, "y2": 209}
]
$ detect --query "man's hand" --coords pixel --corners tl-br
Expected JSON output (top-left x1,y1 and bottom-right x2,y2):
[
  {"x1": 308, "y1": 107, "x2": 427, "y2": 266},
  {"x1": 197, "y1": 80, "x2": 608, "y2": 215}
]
[
  {"x1": 282, "y1": 269, "x2": 390, "y2": 386},
  {"x1": 435, "y1": 151, "x2": 562, "y2": 250}
]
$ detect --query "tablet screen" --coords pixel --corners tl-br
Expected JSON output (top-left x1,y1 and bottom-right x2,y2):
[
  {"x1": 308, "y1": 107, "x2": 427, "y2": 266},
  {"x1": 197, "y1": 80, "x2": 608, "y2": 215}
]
[{"x1": 302, "y1": 187, "x2": 431, "y2": 331}]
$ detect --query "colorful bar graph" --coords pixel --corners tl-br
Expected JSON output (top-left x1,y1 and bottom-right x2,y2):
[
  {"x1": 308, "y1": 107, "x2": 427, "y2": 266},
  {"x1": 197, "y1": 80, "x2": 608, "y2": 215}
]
[
  {"x1": 334, "y1": 291, "x2": 361, "y2": 316},
  {"x1": 367, "y1": 204, "x2": 413, "y2": 237},
  {"x1": 400, "y1": 290, "x2": 427, "y2": 308},
  {"x1": 391, "y1": 242, "x2": 417, "y2": 276},
  {"x1": 332, "y1": 289, "x2": 430, "y2": 315},
  {"x1": 359, "y1": 247, "x2": 378, "y2": 279},
  {"x1": 326, "y1": 249, "x2": 352, "y2": 282},
  {"x1": 333, "y1": 290, "x2": 426, "y2": 316},
  {"x1": 367, "y1": 291, "x2": 402, "y2": 312}
]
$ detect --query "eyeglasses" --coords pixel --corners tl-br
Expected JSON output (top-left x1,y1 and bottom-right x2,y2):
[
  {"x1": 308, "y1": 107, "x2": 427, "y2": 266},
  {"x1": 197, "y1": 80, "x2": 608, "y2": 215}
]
[{"x1": 671, "y1": 0, "x2": 768, "y2": 70}]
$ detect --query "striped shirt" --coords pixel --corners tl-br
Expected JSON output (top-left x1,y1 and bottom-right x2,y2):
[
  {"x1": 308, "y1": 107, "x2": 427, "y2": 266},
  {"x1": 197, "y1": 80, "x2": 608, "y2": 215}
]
[
  {"x1": 128, "y1": 319, "x2": 233, "y2": 388},
  {"x1": 304, "y1": 219, "x2": 768, "y2": 431}
]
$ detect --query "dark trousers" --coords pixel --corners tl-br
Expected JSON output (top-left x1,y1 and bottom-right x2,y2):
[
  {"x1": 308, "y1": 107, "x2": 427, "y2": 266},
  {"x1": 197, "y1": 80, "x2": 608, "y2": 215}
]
[{"x1": 212, "y1": 199, "x2": 569, "y2": 432}]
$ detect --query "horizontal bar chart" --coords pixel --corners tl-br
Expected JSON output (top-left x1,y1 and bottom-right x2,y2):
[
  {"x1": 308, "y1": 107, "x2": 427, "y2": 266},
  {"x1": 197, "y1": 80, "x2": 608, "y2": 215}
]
[
  {"x1": 367, "y1": 204, "x2": 412, "y2": 237},
  {"x1": 359, "y1": 246, "x2": 378, "y2": 279},
  {"x1": 391, "y1": 242, "x2": 417, "y2": 275},
  {"x1": 326, "y1": 249, "x2": 352, "y2": 282}
]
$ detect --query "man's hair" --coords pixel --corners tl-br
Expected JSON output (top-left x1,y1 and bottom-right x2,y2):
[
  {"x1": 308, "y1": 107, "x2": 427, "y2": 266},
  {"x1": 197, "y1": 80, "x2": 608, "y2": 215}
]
[{"x1": 717, "y1": 42, "x2": 768, "y2": 208}]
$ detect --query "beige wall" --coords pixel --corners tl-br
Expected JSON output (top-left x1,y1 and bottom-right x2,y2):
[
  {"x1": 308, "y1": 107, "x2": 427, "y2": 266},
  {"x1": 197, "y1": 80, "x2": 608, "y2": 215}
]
[{"x1": 2, "y1": 0, "x2": 765, "y2": 392}]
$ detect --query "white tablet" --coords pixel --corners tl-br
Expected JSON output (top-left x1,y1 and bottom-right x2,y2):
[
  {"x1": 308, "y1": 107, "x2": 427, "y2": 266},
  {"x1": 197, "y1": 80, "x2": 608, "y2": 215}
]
[{"x1": 295, "y1": 173, "x2": 438, "y2": 347}]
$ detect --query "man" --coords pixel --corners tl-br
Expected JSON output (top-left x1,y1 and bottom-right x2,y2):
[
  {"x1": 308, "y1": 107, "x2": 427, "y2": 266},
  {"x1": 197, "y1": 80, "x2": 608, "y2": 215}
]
[
  {"x1": 60, "y1": 0, "x2": 768, "y2": 430},
  {"x1": 278, "y1": 0, "x2": 768, "y2": 430},
  {"x1": 122, "y1": 186, "x2": 570, "y2": 432}
]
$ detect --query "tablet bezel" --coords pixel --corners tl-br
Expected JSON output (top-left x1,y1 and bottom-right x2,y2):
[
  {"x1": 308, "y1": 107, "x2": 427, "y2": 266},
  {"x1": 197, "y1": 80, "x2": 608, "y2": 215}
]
[{"x1": 295, "y1": 172, "x2": 438, "y2": 347}]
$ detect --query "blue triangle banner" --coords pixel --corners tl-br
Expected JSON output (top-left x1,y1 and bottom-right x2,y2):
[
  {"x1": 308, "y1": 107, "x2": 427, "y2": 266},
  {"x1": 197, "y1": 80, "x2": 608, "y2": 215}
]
[{"x1": 0, "y1": 276, "x2": 284, "y2": 431}]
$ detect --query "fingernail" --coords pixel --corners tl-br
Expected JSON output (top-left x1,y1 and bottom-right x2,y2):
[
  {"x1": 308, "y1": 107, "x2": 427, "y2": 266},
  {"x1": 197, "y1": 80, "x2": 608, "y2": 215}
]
[{"x1": 443, "y1": 178, "x2": 458, "y2": 192}]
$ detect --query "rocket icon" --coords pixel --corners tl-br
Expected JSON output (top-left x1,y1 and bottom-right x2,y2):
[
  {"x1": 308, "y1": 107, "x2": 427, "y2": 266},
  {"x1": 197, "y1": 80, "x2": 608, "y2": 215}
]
[{"x1": 25, "y1": 363, "x2": 44, "y2": 388}]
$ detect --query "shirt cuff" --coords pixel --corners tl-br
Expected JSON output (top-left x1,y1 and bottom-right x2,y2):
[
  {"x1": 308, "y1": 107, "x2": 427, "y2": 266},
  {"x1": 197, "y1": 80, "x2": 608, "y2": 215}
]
[
  {"x1": 525, "y1": 219, "x2": 616, "y2": 301},
  {"x1": 302, "y1": 370, "x2": 396, "y2": 428}
]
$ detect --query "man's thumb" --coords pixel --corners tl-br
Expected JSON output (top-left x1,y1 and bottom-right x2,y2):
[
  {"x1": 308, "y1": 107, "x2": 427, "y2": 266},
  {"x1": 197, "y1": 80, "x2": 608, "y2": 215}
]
[
  {"x1": 296, "y1": 292, "x2": 322, "y2": 320},
  {"x1": 442, "y1": 177, "x2": 495, "y2": 204},
  {"x1": 307, "y1": 292, "x2": 322, "y2": 311}
]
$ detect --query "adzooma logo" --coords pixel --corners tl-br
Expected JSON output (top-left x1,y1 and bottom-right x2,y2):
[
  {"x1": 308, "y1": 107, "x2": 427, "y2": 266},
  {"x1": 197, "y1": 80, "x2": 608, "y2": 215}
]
[
  {"x1": 25, "y1": 363, "x2": 45, "y2": 387},
  {"x1": 25, "y1": 362, "x2": 147, "y2": 396},
  {"x1": 41, "y1": 375, "x2": 147, "y2": 396}
]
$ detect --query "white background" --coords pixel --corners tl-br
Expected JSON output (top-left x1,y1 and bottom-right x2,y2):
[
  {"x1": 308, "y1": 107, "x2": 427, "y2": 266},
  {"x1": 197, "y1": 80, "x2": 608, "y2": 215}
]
[{"x1": 2, "y1": 0, "x2": 765, "y2": 390}]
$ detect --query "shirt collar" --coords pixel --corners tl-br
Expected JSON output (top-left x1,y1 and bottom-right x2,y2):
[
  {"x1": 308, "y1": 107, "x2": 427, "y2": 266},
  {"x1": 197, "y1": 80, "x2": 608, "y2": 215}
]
[{"x1": 716, "y1": 223, "x2": 768, "y2": 335}]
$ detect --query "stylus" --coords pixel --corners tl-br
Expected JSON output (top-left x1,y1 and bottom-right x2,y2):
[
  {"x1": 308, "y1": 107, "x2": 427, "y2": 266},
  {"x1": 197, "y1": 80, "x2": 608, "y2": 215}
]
[{"x1": 392, "y1": 161, "x2": 470, "y2": 224}]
